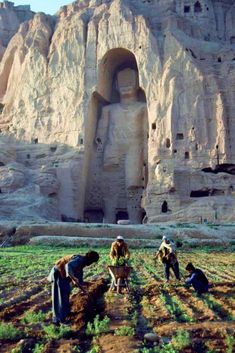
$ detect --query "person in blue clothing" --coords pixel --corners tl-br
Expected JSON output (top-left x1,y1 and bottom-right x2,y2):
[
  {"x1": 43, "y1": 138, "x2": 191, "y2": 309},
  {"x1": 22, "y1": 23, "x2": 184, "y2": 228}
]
[
  {"x1": 185, "y1": 262, "x2": 209, "y2": 296},
  {"x1": 48, "y1": 251, "x2": 99, "y2": 325}
]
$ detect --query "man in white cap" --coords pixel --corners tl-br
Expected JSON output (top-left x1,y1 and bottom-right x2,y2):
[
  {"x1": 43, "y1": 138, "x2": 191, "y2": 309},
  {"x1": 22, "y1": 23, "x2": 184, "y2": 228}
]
[
  {"x1": 110, "y1": 235, "x2": 130, "y2": 265},
  {"x1": 160, "y1": 235, "x2": 176, "y2": 252},
  {"x1": 156, "y1": 235, "x2": 180, "y2": 282},
  {"x1": 109, "y1": 235, "x2": 130, "y2": 291}
]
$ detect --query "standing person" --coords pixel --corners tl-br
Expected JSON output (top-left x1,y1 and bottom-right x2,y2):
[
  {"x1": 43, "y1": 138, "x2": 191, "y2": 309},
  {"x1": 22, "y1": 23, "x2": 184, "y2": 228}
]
[
  {"x1": 110, "y1": 235, "x2": 130, "y2": 265},
  {"x1": 156, "y1": 235, "x2": 180, "y2": 282},
  {"x1": 109, "y1": 235, "x2": 130, "y2": 291},
  {"x1": 48, "y1": 251, "x2": 99, "y2": 325},
  {"x1": 185, "y1": 262, "x2": 209, "y2": 296}
]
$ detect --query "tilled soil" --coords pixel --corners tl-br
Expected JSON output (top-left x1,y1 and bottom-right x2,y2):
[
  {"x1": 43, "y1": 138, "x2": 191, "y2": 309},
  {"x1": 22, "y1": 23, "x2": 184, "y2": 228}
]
[
  {"x1": 142, "y1": 281, "x2": 235, "y2": 352},
  {"x1": 70, "y1": 279, "x2": 107, "y2": 329},
  {"x1": 1, "y1": 250, "x2": 234, "y2": 353},
  {"x1": 0, "y1": 278, "x2": 108, "y2": 353},
  {"x1": 96, "y1": 290, "x2": 142, "y2": 353}
]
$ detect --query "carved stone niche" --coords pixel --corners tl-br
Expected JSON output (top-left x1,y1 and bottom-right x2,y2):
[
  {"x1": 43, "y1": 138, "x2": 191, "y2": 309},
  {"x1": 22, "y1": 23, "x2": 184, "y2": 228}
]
[
  {"x1": 84, "y1": 48, "x2": 149, "y2": 224},
  {"x1": 0, "y1": 103, "x2": 4, "y2": 114}
]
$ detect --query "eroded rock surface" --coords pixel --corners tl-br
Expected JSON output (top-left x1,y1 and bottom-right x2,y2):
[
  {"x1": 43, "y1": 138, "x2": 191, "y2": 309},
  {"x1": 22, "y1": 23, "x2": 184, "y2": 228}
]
[
  {"x1": 0, "y1": 1, "x2": 34, "y2": 47},
  {"x1": 0, "y1": 0, "x2": 235, "y2": 223}
]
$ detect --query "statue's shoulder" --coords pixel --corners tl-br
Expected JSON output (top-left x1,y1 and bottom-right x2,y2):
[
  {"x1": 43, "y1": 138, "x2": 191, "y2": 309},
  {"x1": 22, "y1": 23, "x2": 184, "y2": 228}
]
[
  {"x1": 102, "y1": 104, "x2": 110, "y2": 112},
  {"x1": 137, "y1": 101, "x2": 147, "y2": 108},
  {"x1": 102, "y1": 103, "x2": 118, "y2": 113},
  {"x1": 132, "y1": 101, "x2": 147, "y2": 113},
  {"x1": 139, "y1": 102, "x2": 148, "y2": 114}
]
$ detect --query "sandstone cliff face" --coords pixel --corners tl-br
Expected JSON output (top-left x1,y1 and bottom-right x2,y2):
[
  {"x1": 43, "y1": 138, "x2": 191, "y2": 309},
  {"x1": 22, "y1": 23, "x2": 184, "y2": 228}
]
[
  {"x1": 0, "y1": 1, "x2": 33, "y2": 47},
  {"x1": 0, "y1": 0, "x2": 235, "y2": 223}
]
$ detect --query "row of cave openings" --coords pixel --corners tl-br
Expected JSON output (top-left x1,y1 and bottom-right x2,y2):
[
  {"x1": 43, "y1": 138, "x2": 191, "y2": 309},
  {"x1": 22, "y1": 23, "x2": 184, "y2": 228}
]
[
  {"x1": 138, "y1": 0, "x2": 205, "y2": 12},
  {"x1": 152, "y1": 124, "x2": 196, "y2": 160},
  {"x1": 184, "y1": 1, "x2": 206, "y2": 14},
  {"x1": 185, "y1": 48, "x2": 235, "y2": 63},
  {"x1": 152, "y1": 121, "x2": 222, "y2": 163},
  {"x1": 83, "y1": 209, "x2": 147, "y2": 224},
  {"x1": 161, "y1": 185, "x2": 230, "y2": 215}
]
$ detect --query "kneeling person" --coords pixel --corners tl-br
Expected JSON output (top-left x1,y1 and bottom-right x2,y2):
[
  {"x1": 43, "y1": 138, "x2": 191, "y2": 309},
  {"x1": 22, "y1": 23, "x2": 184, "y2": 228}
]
[
  {"x1": 185, "y1": 262, "x2": 209, "y2": 296},
  {"x1": 48, "y1": 251, "x2": 99, "y2": 324}
]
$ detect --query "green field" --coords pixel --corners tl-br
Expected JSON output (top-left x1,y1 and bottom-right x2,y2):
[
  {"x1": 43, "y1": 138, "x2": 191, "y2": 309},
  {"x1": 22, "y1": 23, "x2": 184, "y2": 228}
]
[{"x1": 0, "y1": 245, "x2": 234, "y2": 353}]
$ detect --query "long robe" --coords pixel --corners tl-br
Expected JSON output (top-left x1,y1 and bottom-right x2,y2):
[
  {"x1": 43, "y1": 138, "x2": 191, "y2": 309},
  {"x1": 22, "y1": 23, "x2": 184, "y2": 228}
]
[{"x1": 48, "y1": 255, "x2": 87, "y2": 323}]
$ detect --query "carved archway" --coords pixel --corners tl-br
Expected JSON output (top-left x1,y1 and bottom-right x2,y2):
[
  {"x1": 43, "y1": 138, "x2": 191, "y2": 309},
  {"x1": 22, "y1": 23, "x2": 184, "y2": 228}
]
[
  {"x1": 97, "y1": 48, "x2": 138, "y2": 102},
  {"x1": 194, "y1": 1, "x2": 202, "y2": 13}
]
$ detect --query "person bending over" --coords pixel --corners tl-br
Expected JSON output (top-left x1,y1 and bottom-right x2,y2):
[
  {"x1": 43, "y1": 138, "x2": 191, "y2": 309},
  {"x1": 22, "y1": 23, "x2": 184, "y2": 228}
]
[
  {"x1": 110, "y1": 235, "x2": 130, "y2": 266},
  {"x1": 48, "y1": 251, "x2": 99, "y2": 324},
  {"x1": 109, "y1": 235, "x2": 130, "y2": 291}
]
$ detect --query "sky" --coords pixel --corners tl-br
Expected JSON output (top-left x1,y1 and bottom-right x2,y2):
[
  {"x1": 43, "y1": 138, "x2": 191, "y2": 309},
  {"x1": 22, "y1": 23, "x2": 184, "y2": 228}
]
[{"x1": 14, "y1": 0, "x2": 74, "y2": 15}]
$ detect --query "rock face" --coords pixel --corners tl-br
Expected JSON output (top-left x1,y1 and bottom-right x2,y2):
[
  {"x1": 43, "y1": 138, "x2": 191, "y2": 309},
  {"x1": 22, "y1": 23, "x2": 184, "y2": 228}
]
[
  {"x1": 0, "y1": 1, "x2": 33, "y2": 47},
  {"x1": 0, "y1": 0, "x2": 235, "y2": 223}
]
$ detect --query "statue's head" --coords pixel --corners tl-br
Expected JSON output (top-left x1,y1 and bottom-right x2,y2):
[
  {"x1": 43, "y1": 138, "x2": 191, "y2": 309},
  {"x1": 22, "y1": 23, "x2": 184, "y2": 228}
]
[{"x1": 117, "y1": 68, "x2": 138, "y2": 96}]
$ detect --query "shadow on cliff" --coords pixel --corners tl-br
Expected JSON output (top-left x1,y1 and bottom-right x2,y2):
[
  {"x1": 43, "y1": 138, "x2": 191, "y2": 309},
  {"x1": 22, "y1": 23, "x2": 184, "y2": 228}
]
[{"x1": 0, "y1": 133, "x2": 84, "y2": 224}]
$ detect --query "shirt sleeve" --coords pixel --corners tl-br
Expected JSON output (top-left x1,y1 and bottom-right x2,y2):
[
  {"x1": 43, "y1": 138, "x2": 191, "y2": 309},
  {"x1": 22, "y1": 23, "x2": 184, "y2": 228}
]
[
  {"x1": 110, "y1": 243, "x2": 116, "y2": 260},
  {"x1": 66, "y1": 256, "x2": 85, "y2": 284},
  {"x1": 159, "y1": 242, "x2": 174, "y2": 253},
  {"x1": 164, "y1": 243, "x2": 174, "y2": 252},
  {"x1": 125, "y1": 245, "x2": 130, "y2": 260},
  {"x1": 185, "y1": 273, "x2": 196, "y2": 285}
]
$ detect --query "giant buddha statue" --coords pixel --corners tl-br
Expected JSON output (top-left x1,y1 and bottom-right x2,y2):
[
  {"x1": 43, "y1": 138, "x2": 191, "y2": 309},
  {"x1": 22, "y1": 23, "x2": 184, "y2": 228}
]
[{"x1": 95, "y1": 68, "x2": 148, "y2": 223}]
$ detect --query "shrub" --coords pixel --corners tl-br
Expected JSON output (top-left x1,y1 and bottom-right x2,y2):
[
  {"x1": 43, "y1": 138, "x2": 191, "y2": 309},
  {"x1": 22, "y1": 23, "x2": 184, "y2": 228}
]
[
  {"x1": 21, "y1": 310, "x2": 47, "y2": 324},
  {"x1": 139, "y1": 346, "x2": 176, "y2": 353},
  {"x1": 131, "y1": 311, "x2": 138, "y2": 326},
  {"x1": 32, "y1": 343, "x2": 45, "y2": 353},
  {"x1": 0, "y1": 323, "x2": 22, "y2": 340},
  {"x1": 87, "y1": 345, "x2": 100, "y2": 353},
  {"x1": 42, "y1": 324, "x2": 71, "y2": 339},
  {"x1": 86, "y1": 338, "x2": 101, "y2": 353},
  {"x1": 114, "y1": 326, "x2": 135, "y2": 336},
  {"x1": 171, "y1": 330, "x2": 190, "y2": 350},
  {"x1": 225, "y1": 335, "x2": 235, "y2": 353},
  {"x1": 86, "y1": 315, "x2": 110, "y2": 336},
  {"x1": 11, "y1": 347, "x2": 23, "y2": 353}
]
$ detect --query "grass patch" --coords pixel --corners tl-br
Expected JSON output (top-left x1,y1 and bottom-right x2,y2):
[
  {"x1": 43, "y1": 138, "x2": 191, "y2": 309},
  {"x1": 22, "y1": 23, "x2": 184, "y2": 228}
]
[
  {"x1": 171, "y1": 330, "x2": 191, "y2": 350},
  {"x1": 21, "y1": 310, "x2": 47, "y2": 324},
  {"x1": 86, "y1": 315, "x2": 110, "y2": 336},
  {"x1": 225, "y1": 335, "x2": 235, "y2": 353},
  {"x1": 114, "y1": 326, "x2": 135, "y2": 336},
  {"x1": 203, "y1": 295, "x2": 234, "y2": 320},
  {"x1": 0, "y1": 322, "x2": 22, "y2": 340},
  {"x1": 160, "y1": 292, "x2": 193, "y2": 323},
  {"x1": 32, "y1": 343, "x2": 45, "y2": 353},
  {"x1": 11, "y1": 347, "x2": 23, "y2": 353},
  {"x1": 42, "y1": 324, "x2": 72, "y2": 339}
]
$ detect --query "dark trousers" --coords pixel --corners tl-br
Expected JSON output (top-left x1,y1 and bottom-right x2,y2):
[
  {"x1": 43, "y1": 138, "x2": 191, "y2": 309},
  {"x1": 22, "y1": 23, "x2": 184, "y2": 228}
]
[
  {"x1": 164, "y1": 261, "x2": 180, "y2": 280},
  {"x1": 51, "y1": 268, "x2": 71, "y2": 323},
  {"x1": 191, "y1": 278, "x2": 209, "y2": 295}
]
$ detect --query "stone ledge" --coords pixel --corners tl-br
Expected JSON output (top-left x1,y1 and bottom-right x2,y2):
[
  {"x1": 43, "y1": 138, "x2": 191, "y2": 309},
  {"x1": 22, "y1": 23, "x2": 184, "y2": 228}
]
[{"x1": 29, "y1": 235, "x2": 159, "y2": 248}]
